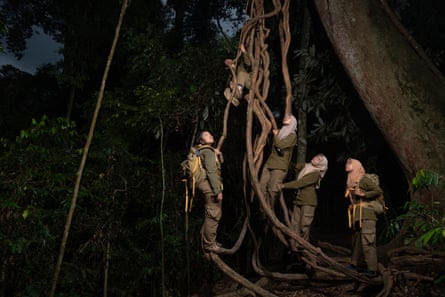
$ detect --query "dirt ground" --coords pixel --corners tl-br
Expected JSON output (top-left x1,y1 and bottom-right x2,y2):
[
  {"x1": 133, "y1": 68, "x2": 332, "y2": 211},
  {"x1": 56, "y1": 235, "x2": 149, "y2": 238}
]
[
  {"x1": 194, "y1": 231, "x2": 444, "y2": 297},
  {"x1": 207, "y1": 276, "x2": 444, "y2": 297}
]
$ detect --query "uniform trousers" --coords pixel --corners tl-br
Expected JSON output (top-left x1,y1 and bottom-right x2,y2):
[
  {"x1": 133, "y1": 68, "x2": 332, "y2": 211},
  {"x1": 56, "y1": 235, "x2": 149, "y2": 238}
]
[
  {"x1": 198, "y1": 181, "x2": 222, "y2": 249},
  {"x1": 351, "y1": 219, "x2": 378, "y2": 271}
]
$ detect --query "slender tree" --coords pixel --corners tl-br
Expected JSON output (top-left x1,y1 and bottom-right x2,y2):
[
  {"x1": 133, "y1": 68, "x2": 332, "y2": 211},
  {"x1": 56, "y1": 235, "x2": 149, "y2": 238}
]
[
  {"x1": 159, "y1": 117, "x2": 167, "y2": 297},
  {"x1": 49, "y1": 1, "x2": 129, "y2": 296}
]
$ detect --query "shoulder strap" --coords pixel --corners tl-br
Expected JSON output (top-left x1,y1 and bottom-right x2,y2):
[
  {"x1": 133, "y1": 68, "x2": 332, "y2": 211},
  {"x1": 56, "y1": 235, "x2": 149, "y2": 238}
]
[
  {"x1": 197, "y1": 144, "x2": 215, "y2": 151},
  {"x1": 197, "y1": 144, "x2": 221, "y2": 168}
]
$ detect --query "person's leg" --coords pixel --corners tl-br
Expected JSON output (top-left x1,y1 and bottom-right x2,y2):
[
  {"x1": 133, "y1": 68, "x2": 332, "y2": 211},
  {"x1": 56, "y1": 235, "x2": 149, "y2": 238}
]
[
  {"x1": 361, "y1": 219, "x2": 378, "y2": 274},
  {"x1": 300, "y1": 205, "x2": 316, "y2": 241},
  {"x1": 259, "y1": 168, "x2": 271, "y2": 210},
  {"x1": 199, "y1": 182, "x2": 222, "y2": 250},
  {"x1": 289, "y1": 204, "x2": 302, "y2": 248},
  {"x1": 351, "y1": 224, "x2": 363, "y2": 268},
  {"x1": 267, "y1": 169, "x2": 287, "y2": 209}
]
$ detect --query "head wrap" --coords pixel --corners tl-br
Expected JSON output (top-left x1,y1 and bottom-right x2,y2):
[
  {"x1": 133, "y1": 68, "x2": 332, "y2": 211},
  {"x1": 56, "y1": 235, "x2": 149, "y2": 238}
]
[
  {"x1": 277, "y1": 115, "x2": 297, "y2": 140},
  {"x1": 297, "y1": 154, "x2": 328, "y2": 189},
  {"x1": 345, "y1": 158, "x2": 365, "y2": 188}
]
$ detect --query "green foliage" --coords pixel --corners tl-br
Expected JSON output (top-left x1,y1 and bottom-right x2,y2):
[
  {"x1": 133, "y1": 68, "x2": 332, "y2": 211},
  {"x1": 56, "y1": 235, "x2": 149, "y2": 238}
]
[
  {"x1": 292, "y1": 45, "x2": 366, "y2": 157},
  {"x1": 98, "y1": 27, "x2": 231, "y2": 142},
  {"x1": 0, "y1": 1, "x2": 244, "y2": 296},
  {"x1": 394, "y1": 200, "x2": 445, "y2": 247},
  {"x1": 0, "y1": 111, "x2": 220, "y2": 296},
  {"x1": 0, "y1": 116, "x2": 81, "y2": 295},
  {"x1": 388, "y1": 170, "x2": 445, "y2": 248},
  {"x1": 412, "y1": 169, "x2": 442, "y2": 189}
]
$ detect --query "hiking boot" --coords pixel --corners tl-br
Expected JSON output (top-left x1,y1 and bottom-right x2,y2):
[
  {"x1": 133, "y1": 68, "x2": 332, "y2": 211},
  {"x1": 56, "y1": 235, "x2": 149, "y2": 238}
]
[
  {"x1": 346, "y1": 264, "x2": 357, "y2": 272},
  {"x1": 363, "y1": 270, "x2": 378, "y2": 278}
]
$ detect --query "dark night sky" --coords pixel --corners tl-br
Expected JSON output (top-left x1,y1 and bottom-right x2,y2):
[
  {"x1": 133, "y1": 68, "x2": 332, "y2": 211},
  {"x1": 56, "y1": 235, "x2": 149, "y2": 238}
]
[{"x1": 0, "y1": 27, "x2": 62, "y2": 73}]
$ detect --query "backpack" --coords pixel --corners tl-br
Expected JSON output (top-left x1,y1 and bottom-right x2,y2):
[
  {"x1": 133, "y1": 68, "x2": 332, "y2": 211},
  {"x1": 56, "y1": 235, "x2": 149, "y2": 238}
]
[
  {"x1": 180, "y1": 145, "x2": 213, "y2": 199},
  {"x1": 363, "y1": 173, "x2": 387, "y2": 215}
]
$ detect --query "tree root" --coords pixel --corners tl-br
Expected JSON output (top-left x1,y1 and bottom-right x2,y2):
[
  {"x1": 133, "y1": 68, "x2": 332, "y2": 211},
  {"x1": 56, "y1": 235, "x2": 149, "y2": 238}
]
[
  {"x1": 214, "y1": 277, "x2": 270, "y2": 297},
  {"x1": 210, "y1": 253, "x2": 278, "y2": 297},
  {"x1": 212, "y1": 217, "x2": 248, "y2": 255},
  {"x1": 317, "y1": 241, "x2": 351, "y2": 256}
]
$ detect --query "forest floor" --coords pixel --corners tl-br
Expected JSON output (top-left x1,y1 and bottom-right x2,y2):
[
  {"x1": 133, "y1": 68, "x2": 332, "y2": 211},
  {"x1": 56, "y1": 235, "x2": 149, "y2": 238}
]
[
  {"x1": 196, "y1": 231, "x2": 444, "y2": 297},
  {"x1": 208, "y1": 274, "x2": 443, "y2": 297}
]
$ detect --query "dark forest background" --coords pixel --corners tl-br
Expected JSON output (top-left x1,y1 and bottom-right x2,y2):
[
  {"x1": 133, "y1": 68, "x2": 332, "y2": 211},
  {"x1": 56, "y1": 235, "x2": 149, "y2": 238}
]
[{"x1": 0, "y1": 0, "x2": 444, "y2": 296}]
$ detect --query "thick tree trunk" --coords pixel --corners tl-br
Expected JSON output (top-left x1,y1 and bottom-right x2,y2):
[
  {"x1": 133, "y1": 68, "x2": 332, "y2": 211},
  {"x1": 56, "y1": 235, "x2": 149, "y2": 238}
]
[{"x1": 314, "y1": 0, "x2": 445, "y2": 204}]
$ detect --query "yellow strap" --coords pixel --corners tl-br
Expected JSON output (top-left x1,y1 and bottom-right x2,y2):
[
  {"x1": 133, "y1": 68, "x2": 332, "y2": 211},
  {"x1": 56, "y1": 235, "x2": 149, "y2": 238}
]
[
  {"x1": 182, "y1": 179, "x2": 189, "y2": 213},
  {"x1": 345, "y1": 188, "x2": 352, "y2": 198},
  {"x1": 190, "y1": 154, "x2": 202, "y2": 200},
  {"x1": 191, "y1": 155, "x2": 201, "y2": 175},
  {"x1": 189, "y1": 194, "x2": 194, "y2": 212},
  {"x1": 348, "y1": 205, "x2": 352, "y2": 228},
  {"x1": 346, "y1": 187, "x2": 366, "y2": 229},
  {"x1": 191, "y1": 176, "x2": 196, "y2": 199},
  {"x1": 349, "y1": 201, "x2": 369, "y2": 229}
]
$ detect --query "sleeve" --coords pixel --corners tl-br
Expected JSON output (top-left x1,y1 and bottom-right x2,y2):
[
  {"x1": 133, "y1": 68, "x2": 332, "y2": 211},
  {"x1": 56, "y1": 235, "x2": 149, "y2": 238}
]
[
  {"x1": 360, "y1": 176, "x2": 383, "y2": 199},
  {"x1": 295, "y1": 162, "x2": 305, "y2": 173},
  {"x1": 200, "y1": 148, "x2": 222, "y2": 195},
  {"x1": 283, "y1": 171, "x2": 320, "y2": 190},
  {"x1": 273, "y1": 133, "x2": 297, "y2": 150}
]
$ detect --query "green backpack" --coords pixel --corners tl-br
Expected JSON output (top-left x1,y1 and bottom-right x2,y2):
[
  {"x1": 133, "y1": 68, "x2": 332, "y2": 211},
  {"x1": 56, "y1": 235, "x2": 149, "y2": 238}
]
[
  {"x1": 364, "y1": 173, "x2": 387, "y2": 215},
  {"x1": 181, "y1": 145, "x2": 213, "y2": 196}
]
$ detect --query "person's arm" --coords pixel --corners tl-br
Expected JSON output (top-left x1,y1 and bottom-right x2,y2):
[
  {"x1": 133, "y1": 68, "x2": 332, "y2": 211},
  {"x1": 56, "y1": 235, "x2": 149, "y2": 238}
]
[
  {"x1": 355, "y1": 176, "x2": 383, "y2": 199},
  {"x1": 282, "y1": 171, "x2": 319, "y2": 190},
  {"x1": 363, "y1": 178, "x2": 383, "y2": 199},
  {"x1": 273, "y1": 133, "x2": 297, "y2": 150},
  {"x1": 200, "y1": 148, "x2": 223, "y2": 195}
]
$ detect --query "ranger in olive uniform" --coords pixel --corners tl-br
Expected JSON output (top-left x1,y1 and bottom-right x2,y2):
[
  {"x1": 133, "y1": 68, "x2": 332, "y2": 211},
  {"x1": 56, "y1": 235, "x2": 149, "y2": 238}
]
[
  {"x1": 196, "y1": 131, "x2": 224, "y2": 252},
  {"x1": 281, "y1": 154, "x2": 328, "y2": 243},
  {"x1": 259, "y1": 115, "x2": 297, "y2": 210},
  {"x1": 224, "y1": 44, "x2": 251, "y2": 107},
  {"x1": 345, "y1": 158, "x2": 383, "y2": 278}
]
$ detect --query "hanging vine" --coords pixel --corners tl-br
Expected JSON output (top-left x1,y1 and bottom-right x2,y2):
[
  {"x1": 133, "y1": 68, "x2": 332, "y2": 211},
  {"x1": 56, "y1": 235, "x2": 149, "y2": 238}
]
[{"x1": 210, "y1": 1, "x2": 434, "y2": 296}]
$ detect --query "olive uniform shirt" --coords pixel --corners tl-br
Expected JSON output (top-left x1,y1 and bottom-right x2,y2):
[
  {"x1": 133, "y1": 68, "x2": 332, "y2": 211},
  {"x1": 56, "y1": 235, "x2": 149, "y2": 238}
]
[
  {"x1": 354, "y1": 175, "x2": 383, "y2": 221},
  {"x1": 282, "y1": 171, "x2": 320, "y2": 206},
  {"x1": 264, "y1": 133, "x2": 297, "y2": 170},
  {"x1": 200, "y1": 147, "x2": 223, "y2": 196}
]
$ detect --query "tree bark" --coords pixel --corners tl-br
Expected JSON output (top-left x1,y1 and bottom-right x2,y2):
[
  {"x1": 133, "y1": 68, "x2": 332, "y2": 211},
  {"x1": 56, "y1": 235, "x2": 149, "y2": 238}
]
[
  {"x1": 296, "y1": 0, "x2": 311, "y2": 165},
  {"x1": 313, "y1": 0, "x2": 445, "y2": 204}
]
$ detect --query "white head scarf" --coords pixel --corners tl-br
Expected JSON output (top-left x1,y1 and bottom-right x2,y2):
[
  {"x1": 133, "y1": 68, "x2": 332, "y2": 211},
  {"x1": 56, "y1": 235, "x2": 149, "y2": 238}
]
[
  {"x1": 297, "y1": 154, "x2": 328, "y2": 189},
  {"x1": 277, "y1": 115, "x2": 297, "y2": 140}
]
